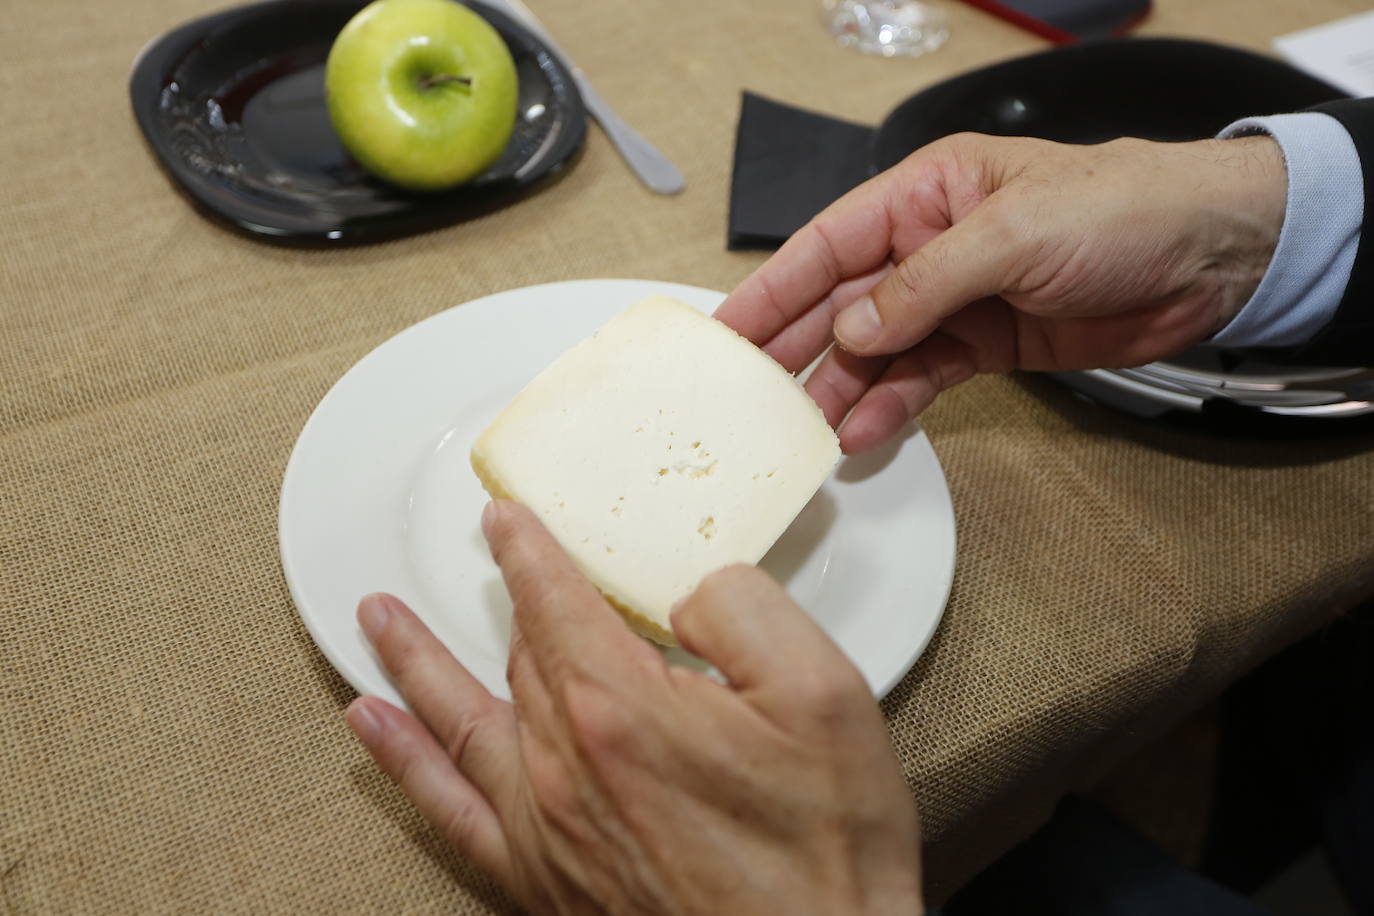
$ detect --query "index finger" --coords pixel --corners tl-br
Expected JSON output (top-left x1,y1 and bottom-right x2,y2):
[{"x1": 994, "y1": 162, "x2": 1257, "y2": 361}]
[
  {"x1": 713, "y1": 170, "x2": 902, "y2": 347},
  {"x1": 481, "y1": 500, "x2": 659, "y2": 675}
]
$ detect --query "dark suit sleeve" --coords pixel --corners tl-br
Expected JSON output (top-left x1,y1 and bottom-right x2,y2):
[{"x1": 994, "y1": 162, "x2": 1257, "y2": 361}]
[{"x1": 1277, "y1": 98, "x2": 1374, "y2": 365}]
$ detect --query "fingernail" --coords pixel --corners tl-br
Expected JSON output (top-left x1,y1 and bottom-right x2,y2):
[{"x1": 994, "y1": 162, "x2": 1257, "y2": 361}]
[
  {"x1": 358, "y1": 593, "x2": 393, "y2": 642},
  {"x1": 834, "y1": 296, "x2": 881, "y2": 350},
  {"x1": 480, "y1": 500, "x2": 498, "y2": 539},
  {"x1": 347, "y1": 698, "x2": 385, "y2": 743}
]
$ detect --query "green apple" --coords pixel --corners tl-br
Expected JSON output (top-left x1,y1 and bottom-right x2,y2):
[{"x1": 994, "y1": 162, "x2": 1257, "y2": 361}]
[{"x1": 325, "y1": 0, "x2": 518, "y2": 191}]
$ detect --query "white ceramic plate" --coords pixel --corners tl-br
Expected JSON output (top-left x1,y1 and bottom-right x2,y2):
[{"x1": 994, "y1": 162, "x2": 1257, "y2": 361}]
[{"x1": 279, "y1": 279, "x2": 955, "y2": 705}]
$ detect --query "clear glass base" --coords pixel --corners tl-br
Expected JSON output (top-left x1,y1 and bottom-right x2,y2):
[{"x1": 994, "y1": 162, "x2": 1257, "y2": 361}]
[{"x1": 822, "y1": 0, "x2": 950, "y2": 58}]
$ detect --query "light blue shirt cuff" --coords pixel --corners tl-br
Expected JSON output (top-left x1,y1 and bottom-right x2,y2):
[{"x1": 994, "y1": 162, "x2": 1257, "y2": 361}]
[{"x1": 1208, "y1": 113, "x2": 1362, "y2": 350}]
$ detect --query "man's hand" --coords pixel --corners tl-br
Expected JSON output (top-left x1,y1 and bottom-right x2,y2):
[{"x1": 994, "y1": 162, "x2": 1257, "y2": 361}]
[
  {"x1": 716, "y1": 133, "x2": 1287, "y2": 453},
  {"x1": 346, "y1": 500, "x2": 923, "y2": 915}
]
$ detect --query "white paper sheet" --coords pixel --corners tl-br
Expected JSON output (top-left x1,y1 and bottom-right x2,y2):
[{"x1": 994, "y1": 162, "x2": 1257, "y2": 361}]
[{"x1": 1273, "y1": 11, "x2": 1374, "y2": 98}]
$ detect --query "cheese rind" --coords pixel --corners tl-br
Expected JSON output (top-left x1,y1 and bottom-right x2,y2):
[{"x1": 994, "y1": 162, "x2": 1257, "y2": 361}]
[{"x1": 470, "y1": 296, "x2": 840, "y2": 645}]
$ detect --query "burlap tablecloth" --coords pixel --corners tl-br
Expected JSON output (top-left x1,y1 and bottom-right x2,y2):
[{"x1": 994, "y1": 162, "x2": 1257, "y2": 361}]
[{"x1": 5, "y1": 0, "x2": 1374, "y2": 910}]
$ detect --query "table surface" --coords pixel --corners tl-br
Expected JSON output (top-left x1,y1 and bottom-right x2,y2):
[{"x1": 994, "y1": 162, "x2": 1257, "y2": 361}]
[{"x1": 5, "y1": 0, "x2": 1374, "y2": 911}]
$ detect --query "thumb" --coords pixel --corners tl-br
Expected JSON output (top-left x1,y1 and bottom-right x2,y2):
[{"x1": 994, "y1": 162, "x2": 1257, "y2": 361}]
[
  {"x1": 670, "y1": 565, "x2": 870, "y2": 713},
  {"x1": 833, "y1": 207, "x2": 1025, "y2": 356}
]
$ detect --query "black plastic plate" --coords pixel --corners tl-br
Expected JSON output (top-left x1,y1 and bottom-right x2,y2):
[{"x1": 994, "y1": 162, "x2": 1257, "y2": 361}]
[{"x1": 129, "y1": 0, "x2": 586, "y2": 244}]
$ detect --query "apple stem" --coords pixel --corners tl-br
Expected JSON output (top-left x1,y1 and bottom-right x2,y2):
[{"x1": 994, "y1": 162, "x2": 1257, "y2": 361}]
[{"x1": 419, "y1": 74, "x2": 472, "y2": 90}]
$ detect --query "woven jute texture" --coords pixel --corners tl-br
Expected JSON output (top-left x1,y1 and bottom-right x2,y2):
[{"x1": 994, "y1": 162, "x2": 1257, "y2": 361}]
[{"x1": 4, "y1": 0, "x2": 1374, "y2": 911}]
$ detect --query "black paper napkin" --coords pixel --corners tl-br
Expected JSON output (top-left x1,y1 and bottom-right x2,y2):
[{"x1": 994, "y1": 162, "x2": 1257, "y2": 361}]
[{"x1": 727, "y1": 92, "x2": 875, "y2": 250}]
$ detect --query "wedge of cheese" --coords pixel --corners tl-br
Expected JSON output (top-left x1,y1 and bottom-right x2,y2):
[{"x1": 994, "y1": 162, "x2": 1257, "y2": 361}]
[{"x1": 471, "y1": 295, "x2": 840, "y2": 645}]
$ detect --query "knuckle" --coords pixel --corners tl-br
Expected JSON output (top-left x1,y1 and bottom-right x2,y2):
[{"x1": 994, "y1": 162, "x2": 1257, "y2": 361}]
[
  {"x1": 912, "y1": 132, "x2": 972, "y2": 167},
  {"x1": 794, "y1": 667, "x2": 868, "y2": 723},
  {"x1": 505, "y1": 630, "x2": 536, "y2": 690},
  {"x1": 897, "y1": 133, "x2": 968, "y2": 188},
  {"x1": 488, "y1": 503, "x2": 547, "y2": 570},
  {"x1": 525, "y1": 748, "x2": 579, "y2": 819},
  {"x1": 442, "y1": 712, "x2": 484, "y2": 767},
  {"x1": 937, "y1": 131, "x2": 985, "y2": 156},
  {"x1": 442, "y1": 697, "x2": 503, "y2": 771},
  {"x1": 956, "y1": 203, "x2": 1027, "y2": 279},
  {"x1": 439, "y1": 799, "x2": 484, "y2": 851},
  {"x1": 807, "y1": 220, "x2": 845, "y2": 283},
  {"x1": 505, "y1": 556, "x2": 567, "y2": 619},
  {"x1": 485, "y1": 517, "x2": 521, "y2": 569},
  {"x1": 389, "y1": 738, "x2": 425, "y2": 790},
  {"x1": 381, "y1": 635, "x2": 421, "y2": 681},
  {"x1": 889, "y1": 252, "x2": 933, "y2": 305},
  {"x1": 564, "y1": 678, "x2": 635, "y2": 763},
  {"x1": 981, "y1": 199, "x2": 1028, "y2": 247}
]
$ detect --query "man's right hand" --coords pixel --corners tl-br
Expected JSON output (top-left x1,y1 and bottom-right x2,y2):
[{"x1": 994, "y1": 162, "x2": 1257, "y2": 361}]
[
  {"x1": 346, "y1": 501, "x2": 925, "y2": 915},
  {"x1": 715, "y1": 133, "x2": 1287, "y2": 454}
]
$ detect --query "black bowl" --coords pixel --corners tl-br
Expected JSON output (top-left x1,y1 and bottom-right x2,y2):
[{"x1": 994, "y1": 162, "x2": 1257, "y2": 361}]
[
  {"x1": 129, "y1": 0, "x2": 586, "y2": 244},
  {"x1": 871, "y1": 37, "x2": 1344, "y2": 170}
]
